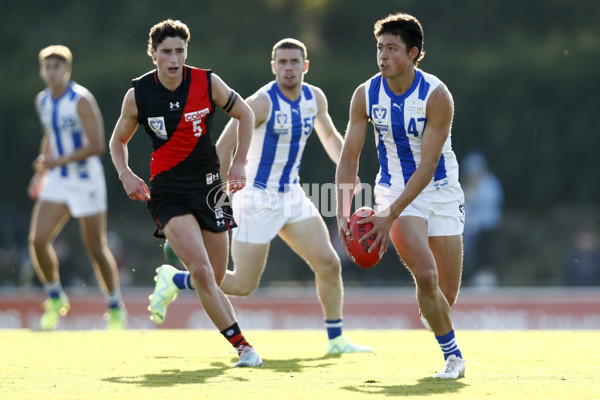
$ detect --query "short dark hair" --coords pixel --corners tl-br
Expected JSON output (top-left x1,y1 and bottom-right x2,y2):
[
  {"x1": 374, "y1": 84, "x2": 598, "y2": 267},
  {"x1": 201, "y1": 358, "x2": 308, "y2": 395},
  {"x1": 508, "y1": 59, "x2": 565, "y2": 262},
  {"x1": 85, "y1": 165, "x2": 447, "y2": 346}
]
[
  {"x1": 147, "y1": 19, "x2": 190, "y2": 56},
  {"x1": 271, "y1": 38, "x2": 307, "y2": 61},
  {"x1": 374, "y1": 13, "x2": 425, "y2": 66}
]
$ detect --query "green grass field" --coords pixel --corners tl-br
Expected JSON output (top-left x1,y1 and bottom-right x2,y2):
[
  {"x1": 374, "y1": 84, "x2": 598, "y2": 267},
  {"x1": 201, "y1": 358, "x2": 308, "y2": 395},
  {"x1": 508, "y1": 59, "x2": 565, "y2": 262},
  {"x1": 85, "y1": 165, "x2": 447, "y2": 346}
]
[{"x1": 1, "y1": 329, "x2": 597, "y2": 399}]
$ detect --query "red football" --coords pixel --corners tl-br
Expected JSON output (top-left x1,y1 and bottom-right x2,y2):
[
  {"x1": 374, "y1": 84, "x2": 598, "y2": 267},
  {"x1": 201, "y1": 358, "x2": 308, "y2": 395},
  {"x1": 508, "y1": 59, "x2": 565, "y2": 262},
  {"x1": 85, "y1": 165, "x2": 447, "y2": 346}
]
[{"x1": 346, "y1": 206, "x2": 381, "y2": 269}]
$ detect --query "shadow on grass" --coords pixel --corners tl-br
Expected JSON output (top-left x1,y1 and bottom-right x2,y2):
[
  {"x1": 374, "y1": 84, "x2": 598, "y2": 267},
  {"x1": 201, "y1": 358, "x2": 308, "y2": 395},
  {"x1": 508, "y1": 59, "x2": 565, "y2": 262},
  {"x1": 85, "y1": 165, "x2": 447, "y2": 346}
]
[
  {"x1": 102, "y1": 361, "x2": 234, "y2": 387},
  {"x1": 341, "y1": 378, "x2": 468, "y2": 397},
  {"x1": 258, "y1": 354, "x2": 341, "y2": 373},
  {"x1": 103, "y1": 354, "x2": 341, "y2": 387}
]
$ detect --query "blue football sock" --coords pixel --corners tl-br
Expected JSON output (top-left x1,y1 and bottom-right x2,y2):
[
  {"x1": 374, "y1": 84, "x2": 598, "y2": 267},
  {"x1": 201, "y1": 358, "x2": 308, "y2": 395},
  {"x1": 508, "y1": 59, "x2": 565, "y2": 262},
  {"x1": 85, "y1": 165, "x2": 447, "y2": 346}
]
[
  {"x1": 435, "y1": 329, "x2": 463, "y2": 360},
  {"x1": 107, "y1": 290, "x2": 123, "y2": 309},
  {"x1": 44, "y1": 281, "x2": 62, "y2": 299},
  {"x1": 325, "y1": 318, "x2": 343, "y2": 340},
  {"x1": 172, "y1": 271, "x2": 192, "y2": 290}
]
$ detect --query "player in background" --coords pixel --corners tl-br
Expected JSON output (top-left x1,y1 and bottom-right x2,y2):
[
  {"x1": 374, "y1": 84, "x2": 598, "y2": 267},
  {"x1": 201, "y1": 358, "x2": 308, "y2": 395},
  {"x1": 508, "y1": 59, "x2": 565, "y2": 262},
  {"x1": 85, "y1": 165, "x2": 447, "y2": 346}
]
[
  {"x1": 28, "y1": 45, "x2": 126, "y2": 330},
  {"x1": 162, "y1": 38, "x2": 372, "y2": 355},
  {"x1": 335, "y1": 13, "x2": 466, "y2": 378},
  {"x1": 109, "y1": 19, "x2": 261, "y2": 367}
]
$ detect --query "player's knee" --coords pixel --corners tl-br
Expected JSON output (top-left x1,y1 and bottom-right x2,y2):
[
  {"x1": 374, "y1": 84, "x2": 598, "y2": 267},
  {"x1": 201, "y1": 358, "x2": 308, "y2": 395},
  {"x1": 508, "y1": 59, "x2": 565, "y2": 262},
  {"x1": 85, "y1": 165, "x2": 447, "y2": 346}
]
[
  {"x1": 314, "y1": 253, "x2": 341, "y2": 278},
  {"x1": 226, "y1": 277, "x2": 259, "y2": 297},
  {"x1": 234, "y1": 284, "x2": 257, "y2": 297},
  {"x1": 413, "y1": 268, "x2": 439, "y2": 294},
  {"x1": 28, "y1": 233, "x2": 49, "y2": 251},
  {"x1": 187, "y1": 263, "x2": 216, "y2": 289}
]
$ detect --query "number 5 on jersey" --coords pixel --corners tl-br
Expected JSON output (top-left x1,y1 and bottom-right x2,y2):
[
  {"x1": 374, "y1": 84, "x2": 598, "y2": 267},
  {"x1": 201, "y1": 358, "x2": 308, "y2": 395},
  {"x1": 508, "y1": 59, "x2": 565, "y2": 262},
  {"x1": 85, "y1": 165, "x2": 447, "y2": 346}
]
[{"x1": 193, "y1": 119, "x2": 203, "y2": 137}]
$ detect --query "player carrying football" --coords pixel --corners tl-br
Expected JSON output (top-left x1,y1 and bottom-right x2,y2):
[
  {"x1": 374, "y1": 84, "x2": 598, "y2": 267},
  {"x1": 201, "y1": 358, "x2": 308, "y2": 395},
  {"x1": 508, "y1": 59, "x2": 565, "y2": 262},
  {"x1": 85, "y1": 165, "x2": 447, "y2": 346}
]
[{"x1": 336, "y1": 12, "x2": 466, "y2": 379}]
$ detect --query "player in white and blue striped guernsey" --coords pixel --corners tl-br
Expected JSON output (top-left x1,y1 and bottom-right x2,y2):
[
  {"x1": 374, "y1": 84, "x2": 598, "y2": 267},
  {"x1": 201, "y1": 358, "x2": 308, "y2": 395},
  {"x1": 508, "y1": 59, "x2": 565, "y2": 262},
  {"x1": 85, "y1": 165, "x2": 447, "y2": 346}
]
[
  {"x1": 336, "y1": 13, "x2": 466, "y2": 378},
  {"x1": 214, "y1": 38, "x2": 372, "y2": 354},
  {"x1": 28, "y1": 45, "x2": 126, "y2": 330}
]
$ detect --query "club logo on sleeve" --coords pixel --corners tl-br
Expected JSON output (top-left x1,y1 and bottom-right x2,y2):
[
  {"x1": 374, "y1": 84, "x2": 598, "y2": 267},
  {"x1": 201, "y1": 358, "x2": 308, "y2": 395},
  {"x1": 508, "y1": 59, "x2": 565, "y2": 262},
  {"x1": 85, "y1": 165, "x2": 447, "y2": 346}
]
[{"x1": 148, "y1": 117, "x2": 168, "y2": 139}]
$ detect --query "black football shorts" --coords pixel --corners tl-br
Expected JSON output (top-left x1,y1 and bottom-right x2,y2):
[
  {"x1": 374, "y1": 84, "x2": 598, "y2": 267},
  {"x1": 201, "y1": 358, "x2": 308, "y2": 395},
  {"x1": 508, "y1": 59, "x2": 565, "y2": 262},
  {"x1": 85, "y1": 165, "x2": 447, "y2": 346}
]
[{"x1": 147, "y1": 189, "x2": 237, "y2": 238}]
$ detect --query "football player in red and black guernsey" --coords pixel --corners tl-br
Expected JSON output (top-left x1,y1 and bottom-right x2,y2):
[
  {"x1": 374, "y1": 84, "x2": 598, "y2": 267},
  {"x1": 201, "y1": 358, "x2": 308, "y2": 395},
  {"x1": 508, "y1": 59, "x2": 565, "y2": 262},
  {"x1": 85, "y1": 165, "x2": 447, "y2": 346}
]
[{"x1": 110, "y1": 19, "x2": 262, "y2": 367}]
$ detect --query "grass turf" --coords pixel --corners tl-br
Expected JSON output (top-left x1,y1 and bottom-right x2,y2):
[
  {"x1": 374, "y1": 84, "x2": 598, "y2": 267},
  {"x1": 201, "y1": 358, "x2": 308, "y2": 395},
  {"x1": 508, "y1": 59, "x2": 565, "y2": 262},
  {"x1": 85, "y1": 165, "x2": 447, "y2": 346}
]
[{"x1": 1, "y1": 329, "x2": 597, "y2": 399}]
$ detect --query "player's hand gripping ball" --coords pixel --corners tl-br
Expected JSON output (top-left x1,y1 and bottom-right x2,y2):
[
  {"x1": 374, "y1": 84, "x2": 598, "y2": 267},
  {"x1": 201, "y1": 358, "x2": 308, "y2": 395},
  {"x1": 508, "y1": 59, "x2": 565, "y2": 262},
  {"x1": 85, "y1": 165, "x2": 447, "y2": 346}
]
[{"x1": 346, "y1": 206, "x2": 382, "y2": 269}]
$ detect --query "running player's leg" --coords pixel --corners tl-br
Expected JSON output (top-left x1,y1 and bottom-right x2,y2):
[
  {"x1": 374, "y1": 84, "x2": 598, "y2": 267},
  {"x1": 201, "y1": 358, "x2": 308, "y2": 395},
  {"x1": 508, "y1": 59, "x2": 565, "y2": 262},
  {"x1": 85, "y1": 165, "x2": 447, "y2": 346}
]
[
  {"x1": 78, "y1": 212, "x2": 120, "y2": 293},
  {"x1": 201, "y1": 228, "x2": 230, "y2": 286},
  {"x1": 79, "y1": 212, "x2": 126, "y2": 329},
  {"x1": 29, "y1": 201, "x2": 70, "y2": 284},
  {"x1": 390, "y1": 216, "x2": 453, "y2": 335},
  {"x1": 220, "y1": 241, "x2": 270, "y2": 296},
  {"x1": 221, "y1": 184, "x2": 282, "y2": 296},
  {"x1": 279, "y1": 216, "x2": 372, "y2": 354},
  {"x1": 279, "y1": 216, "x2": 342, "y2": 320},
  {"x1": 29, "y1": 200, "x2": 71, "y2": 330},
  {"x1": 429, "y1": 235, "x2": 463, "y2": 307},
  {"x1": 390, "y1": 216, "x2": 464, "y2": 378},
  {"x1": 164, "y1": 215, "x2": 235, "y2": 328},
  {"x1": 164, "y1": 215, "x2": 261, "y2": 367}
]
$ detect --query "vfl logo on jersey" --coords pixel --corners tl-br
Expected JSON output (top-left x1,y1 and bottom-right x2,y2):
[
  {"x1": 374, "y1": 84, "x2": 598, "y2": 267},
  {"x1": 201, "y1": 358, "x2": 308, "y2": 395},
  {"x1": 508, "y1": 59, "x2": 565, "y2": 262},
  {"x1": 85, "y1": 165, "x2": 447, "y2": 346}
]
[
  {"x1": 148, "y1": 117, "x2": 168, "y2": 139},
  {"x1": 371, "y1": 105, "x2": 389, "y2": 134},
  {"x1": 214, "y1": 207, "x2": 224, "y2": 219},
  {"x1": 273, "y1": 111, "x2": 290, "y2": 135}
]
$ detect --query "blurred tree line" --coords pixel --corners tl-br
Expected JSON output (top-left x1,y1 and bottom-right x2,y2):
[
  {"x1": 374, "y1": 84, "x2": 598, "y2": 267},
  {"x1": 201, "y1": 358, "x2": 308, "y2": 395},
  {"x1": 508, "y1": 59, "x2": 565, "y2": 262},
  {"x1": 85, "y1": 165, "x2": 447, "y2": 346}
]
[{"x1": 1, "y1": 0, "x2": 598, "y2": 288}]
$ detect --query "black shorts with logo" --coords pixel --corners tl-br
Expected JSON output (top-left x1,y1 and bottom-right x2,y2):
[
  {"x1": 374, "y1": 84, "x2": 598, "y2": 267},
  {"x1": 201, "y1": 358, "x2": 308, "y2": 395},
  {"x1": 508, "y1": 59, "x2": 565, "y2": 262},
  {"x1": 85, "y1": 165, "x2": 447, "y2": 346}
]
[{"x1": 147, "y1": 188, "x2": 237, "y2": 238}]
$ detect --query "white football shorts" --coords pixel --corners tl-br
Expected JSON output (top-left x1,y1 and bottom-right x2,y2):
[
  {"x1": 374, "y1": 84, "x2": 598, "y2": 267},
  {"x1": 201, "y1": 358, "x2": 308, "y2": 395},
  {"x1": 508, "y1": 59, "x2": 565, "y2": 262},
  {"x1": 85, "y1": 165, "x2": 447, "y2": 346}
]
[
  {"x1": 232, "y1": 183, "x2": 319, "y2": 244},
  {"x1": 374, "y1": 183, "x2": 465, "y2": 236},
  {"x1": 39, "y1": 163, "x2": 108, "y2": 218}
]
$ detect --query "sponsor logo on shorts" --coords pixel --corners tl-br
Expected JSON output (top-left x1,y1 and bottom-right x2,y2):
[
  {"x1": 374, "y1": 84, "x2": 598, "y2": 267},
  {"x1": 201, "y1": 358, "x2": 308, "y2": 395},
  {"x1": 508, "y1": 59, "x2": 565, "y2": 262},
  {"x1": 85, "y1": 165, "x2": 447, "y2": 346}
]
[{"x1": 434, "y1": 178, "x2": 450, "y2": 190}]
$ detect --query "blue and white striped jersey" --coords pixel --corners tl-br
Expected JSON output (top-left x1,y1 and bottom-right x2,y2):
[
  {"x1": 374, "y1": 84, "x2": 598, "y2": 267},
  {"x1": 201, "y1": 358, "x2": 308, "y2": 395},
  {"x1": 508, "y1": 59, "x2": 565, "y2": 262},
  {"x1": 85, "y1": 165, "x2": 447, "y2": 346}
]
[
  {"x1": 37, "y1": 81, "x2": 102, "y2": 179},
  {"x1": 364, "y1": 69, "x2": 459, "y2": 194},
  {"x1": 247, "y1": 81, "x2": 318, "y2": 192}
]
